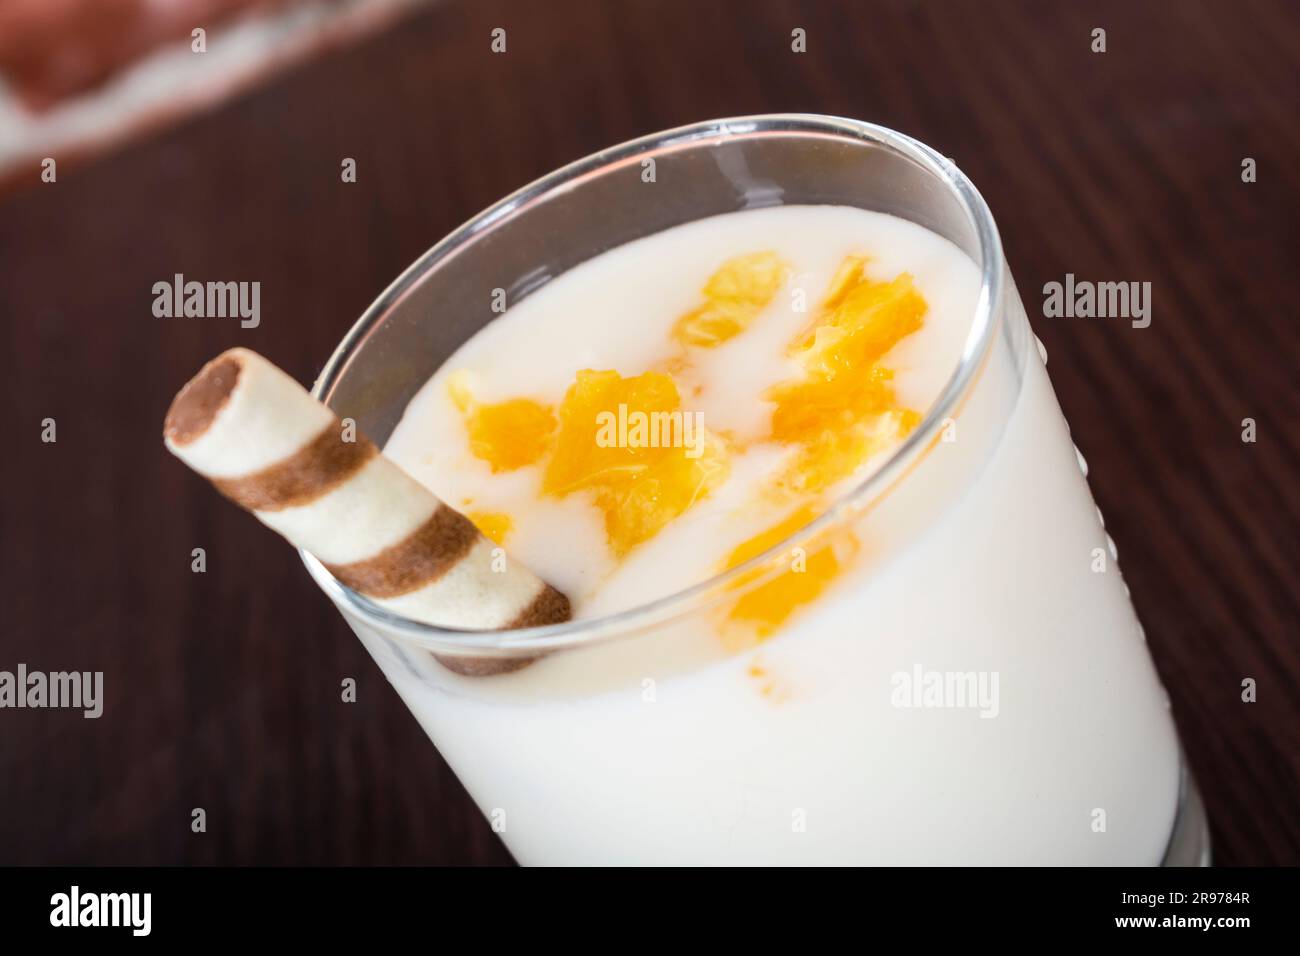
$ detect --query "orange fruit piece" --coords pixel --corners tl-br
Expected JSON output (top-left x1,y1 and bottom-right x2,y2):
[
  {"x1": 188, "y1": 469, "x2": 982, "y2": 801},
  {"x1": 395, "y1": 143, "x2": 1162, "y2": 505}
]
[
  {"x1": 793, "y1": 272, "x2": 926, "y2": 372},
  {"x1": 766, "y1": 262, "x2": 927, "y2": 495},
  {"x1": 672, "y1": 251, "x2": 789, "y2": 347},
  {"x1": 466, "y1": 510, "x2": 513, "y2": 545},
  {"x1": 448, "y1": 373, "x2": 556, "y2": 472},
  {"x1": 542, "y1": 369, "x2": 728, "y2": 555},
  {"x1": 723, "y1": 505, "x2": 855, "y2": 640}
]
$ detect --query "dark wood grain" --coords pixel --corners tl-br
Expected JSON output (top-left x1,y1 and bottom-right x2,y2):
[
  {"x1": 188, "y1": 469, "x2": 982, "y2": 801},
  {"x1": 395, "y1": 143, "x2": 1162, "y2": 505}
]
[{"x1": 0, "y1": 0, "x2": 1296, "y2": 865}]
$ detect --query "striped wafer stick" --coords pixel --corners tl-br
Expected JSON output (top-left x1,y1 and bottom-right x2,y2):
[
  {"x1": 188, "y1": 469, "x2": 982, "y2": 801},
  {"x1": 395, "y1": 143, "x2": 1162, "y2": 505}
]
[{"x1": 163, "y1": 348, "x2": 570, "y2": 675}]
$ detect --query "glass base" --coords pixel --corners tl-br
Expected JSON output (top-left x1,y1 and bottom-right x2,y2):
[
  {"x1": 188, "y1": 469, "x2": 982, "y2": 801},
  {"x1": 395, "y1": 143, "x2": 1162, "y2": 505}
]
[{"x1": 1161, "y1": 757, "x2": 1212, "y2": 866}]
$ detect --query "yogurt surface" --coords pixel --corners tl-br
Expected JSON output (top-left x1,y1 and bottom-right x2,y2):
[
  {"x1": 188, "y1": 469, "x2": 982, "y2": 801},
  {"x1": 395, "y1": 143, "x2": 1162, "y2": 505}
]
[{"x1": 385, "y1": 205, "x2": 981, "y2": 620}]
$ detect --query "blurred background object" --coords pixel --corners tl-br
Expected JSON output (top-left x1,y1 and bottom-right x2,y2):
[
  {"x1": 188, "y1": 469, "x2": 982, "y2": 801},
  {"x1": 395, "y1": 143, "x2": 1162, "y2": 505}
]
[{"x1": 0, "y1": 0, "x2": 429, "y2": 190}]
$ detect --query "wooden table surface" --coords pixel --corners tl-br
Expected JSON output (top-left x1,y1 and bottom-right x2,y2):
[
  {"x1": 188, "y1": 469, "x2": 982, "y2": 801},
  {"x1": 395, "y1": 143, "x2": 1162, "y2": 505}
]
[{"x1": 1, "y1": 0, "x2": 1296, "y2": 866}]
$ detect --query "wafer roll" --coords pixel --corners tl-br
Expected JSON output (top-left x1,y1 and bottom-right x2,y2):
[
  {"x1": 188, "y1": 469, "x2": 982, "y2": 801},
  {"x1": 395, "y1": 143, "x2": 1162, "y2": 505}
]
[{"x1": 164, "y1": 348, "x2": 569, "y2": 674}]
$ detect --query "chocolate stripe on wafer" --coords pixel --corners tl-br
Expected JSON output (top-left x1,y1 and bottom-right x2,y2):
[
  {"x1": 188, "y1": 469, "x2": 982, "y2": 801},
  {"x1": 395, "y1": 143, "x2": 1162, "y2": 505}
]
[
  {"x1": 324, "y1": 504, "x2": 479, "y2": 598},
  {"x1": 508, "y1": 584, "x2": 572, "y2": 629},
  {"x1": 435, "y1": 653, "x2": 539, "y2": 677},
  {"x1": 164, "y1": 348, "x2": 573, "y2": 675},
  {"x1": 431, "y1": 583, "x2": 570, "y2": 676},
  {"x1": 212, "y1": 426, "x2": 377, "y2": 512}
]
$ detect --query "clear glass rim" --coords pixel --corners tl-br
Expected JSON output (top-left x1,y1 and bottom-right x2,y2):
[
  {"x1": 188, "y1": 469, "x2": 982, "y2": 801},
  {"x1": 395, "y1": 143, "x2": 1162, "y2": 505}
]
[{"x1": 301, "y1": 113, "x2": 1006, "y2": 654}]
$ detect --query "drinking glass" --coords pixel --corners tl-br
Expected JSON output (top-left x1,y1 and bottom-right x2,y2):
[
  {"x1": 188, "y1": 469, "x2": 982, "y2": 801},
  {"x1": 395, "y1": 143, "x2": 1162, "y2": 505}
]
[{"x1": 302, "y1": 115, "x2": 1209, "y2": 865}]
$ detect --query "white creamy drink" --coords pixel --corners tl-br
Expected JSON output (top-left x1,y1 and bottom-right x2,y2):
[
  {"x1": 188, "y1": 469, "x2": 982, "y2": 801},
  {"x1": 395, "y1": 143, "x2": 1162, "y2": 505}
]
[{"x1": 353, "y1": 205, "x2": 1181, "y2": 864}]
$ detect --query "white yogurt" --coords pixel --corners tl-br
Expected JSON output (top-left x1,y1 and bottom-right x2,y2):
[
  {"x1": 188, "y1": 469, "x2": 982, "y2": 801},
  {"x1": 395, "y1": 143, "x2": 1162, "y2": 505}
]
[
  {"x1": 386, "y1": 206, "x2": 979, "y2": 614},
  {"x1": 355, "y1": 205, "x2": 1180, "y2": 865}
]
